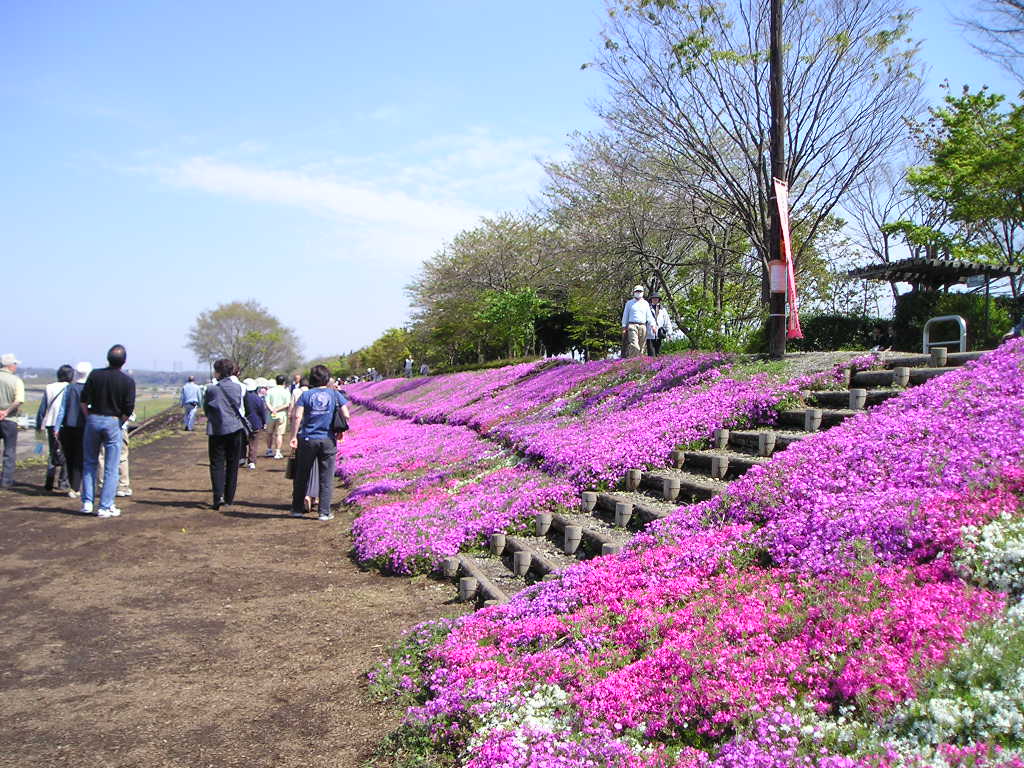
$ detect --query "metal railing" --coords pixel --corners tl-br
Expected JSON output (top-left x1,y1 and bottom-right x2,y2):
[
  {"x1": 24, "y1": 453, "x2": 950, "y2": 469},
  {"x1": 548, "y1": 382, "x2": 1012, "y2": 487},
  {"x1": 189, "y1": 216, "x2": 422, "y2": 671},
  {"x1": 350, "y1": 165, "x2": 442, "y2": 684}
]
[{"x1": 922, "y1": 314, "x2": 967, "y2": 354}]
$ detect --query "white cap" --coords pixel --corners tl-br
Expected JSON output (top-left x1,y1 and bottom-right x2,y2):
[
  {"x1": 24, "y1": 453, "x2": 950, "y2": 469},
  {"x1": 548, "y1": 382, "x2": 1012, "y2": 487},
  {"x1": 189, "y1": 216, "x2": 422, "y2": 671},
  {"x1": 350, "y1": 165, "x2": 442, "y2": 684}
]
[
  {"x1": 243, "y1": 377, "x2": 257, "y2": 391},
  {"x1": 75, "y1": 361, "x2": 93, "y2": 382},
  {"x1": 632, "y1": 285, "x2": 644, "y2": 294},
  {"x1": 1, "y1": 353, "x2": 20, "y2": 366}
]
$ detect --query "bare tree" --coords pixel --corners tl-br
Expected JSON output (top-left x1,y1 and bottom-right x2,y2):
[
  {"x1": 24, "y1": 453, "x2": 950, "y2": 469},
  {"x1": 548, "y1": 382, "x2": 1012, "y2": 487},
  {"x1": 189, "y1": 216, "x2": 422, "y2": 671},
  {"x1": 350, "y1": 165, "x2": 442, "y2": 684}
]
[
  {"x1": 959, "y1": 0, "x2": 1024, "y2": 84},
  {"x1": 592, "y1": 0, "x2": 925, "y2": 297}
]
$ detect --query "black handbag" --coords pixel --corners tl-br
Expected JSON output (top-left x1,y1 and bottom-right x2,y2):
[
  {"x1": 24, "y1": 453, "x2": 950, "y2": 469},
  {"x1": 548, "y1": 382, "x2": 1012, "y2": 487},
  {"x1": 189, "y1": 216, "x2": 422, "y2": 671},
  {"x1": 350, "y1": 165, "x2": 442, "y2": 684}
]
[{"x1": 330, "y1": 399, "x2": 349, "y2": 436}]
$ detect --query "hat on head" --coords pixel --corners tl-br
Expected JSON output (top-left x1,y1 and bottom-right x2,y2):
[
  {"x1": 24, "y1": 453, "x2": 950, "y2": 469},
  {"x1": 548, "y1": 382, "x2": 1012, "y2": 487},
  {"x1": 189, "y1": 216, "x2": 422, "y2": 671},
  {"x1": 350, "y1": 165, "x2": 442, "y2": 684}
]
[
  {"x1": 632, "y1": 285, "x2": 645, "y2": 294},
  {"x1": 256, "y1": 377, "x2": 271, "y2": 389},
  {"x1": 243, "y1": 377, "x2": 257, "y2": 391},
  {"x1": 75, "y1": 361, "x2": 93, "y2": 382},
  {"x1": 1, "y1": 353, "x2": 20, "y2": 366}
]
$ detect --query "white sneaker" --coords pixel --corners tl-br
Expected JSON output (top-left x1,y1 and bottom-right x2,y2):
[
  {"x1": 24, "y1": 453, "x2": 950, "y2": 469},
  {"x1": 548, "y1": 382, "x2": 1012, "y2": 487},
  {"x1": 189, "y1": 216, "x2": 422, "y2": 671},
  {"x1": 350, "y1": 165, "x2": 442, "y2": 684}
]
[
  {"x1": 116, "y1": 489, "x2": 132, "y2": 497},
  {"x1": 274, "y1": 451, "x2": 284, "y2": 460},
  {"x1": 80, "y1": 501, "x2": 94, "y2": 515},
  {"x1": 318, "y1": 511, "x2": 334, "y2": 522},
  {"x1": 68, "y1": 490, "x2": 80, "y2": 499},
  {"x1": 247, "y1": 462, "x2": 256, "y2": 470},
  {"x1": 97, "y1": 507, "x2": 121, "y2": 518}
]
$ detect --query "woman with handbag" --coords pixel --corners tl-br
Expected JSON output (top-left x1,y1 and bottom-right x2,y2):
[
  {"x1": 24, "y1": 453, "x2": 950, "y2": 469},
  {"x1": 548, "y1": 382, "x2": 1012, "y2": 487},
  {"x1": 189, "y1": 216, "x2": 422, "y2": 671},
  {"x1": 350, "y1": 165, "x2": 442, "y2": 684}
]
[
  {"x1": 646, "y1": 294, "x2": 672, "y2": 357},
  {"x1": 203, "y1": 358, "x2": 247, "y2": 510},
  {"x1": 288, "y1": 365, "x2": 349, "y2": 521}
]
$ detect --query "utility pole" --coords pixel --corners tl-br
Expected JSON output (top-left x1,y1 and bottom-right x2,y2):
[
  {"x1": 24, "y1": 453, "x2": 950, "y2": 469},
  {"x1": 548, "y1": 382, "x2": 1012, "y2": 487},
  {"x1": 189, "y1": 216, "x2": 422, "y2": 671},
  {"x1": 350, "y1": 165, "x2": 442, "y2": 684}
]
[{"x1": 767, "y1": 0, "x2": 787, "y2": 359}]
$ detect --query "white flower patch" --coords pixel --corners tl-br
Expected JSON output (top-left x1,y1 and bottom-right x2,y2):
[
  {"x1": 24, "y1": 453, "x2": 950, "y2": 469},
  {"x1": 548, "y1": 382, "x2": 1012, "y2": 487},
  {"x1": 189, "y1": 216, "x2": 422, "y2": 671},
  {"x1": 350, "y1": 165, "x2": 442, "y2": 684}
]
[
  {"x1": 958, "y1": 514, "x2": 1024, "y2": 595},
  {"x1": 893, "y1": 600, "x2": 1024, "y2": 746}
]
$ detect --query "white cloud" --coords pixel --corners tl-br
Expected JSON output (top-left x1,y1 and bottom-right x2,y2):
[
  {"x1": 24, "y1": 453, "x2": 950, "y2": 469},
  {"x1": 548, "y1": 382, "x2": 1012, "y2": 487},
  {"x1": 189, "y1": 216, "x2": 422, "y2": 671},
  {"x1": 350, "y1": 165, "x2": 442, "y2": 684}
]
[{"x1": 162, "y1": 157, "x2": 485, "y2": 239}]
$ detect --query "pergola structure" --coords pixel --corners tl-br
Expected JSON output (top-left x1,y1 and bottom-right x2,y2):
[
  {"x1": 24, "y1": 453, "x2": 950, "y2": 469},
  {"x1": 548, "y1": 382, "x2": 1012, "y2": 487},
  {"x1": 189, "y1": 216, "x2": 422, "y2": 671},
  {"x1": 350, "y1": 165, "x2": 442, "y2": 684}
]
[
  {"x1": 847, "y1": 257, "x2": 1021, "y2": 291},
  {"x1": 848, "y1": 257, "x2": 1021, "y2": 344}
]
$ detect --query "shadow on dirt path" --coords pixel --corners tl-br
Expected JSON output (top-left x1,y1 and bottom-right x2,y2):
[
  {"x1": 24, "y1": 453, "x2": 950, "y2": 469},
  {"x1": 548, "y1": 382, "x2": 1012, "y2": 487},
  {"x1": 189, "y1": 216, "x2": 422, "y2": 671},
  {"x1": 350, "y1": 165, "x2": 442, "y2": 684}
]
[{"x1": 0, "y1": 427, "x2": 467, "y2": 768}]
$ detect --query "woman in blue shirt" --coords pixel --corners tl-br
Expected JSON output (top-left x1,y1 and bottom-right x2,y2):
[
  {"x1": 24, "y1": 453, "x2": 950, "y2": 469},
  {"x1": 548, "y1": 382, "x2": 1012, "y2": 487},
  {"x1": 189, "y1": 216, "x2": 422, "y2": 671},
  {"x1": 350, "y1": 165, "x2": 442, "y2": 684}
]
[{"x1": 288, "y1": 364, "x2": 349, "y2": 521}]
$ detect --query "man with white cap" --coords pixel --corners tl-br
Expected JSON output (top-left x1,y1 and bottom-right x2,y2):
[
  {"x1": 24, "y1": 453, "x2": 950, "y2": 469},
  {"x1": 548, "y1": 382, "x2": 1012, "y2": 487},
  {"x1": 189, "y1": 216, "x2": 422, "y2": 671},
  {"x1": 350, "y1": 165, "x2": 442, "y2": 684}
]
[
  {"x1": 620, "y1": 285, "x2": 657, "y2": 358},
  {"x1": 0, "y1": 353, "x2": 25, "y2": 488}
]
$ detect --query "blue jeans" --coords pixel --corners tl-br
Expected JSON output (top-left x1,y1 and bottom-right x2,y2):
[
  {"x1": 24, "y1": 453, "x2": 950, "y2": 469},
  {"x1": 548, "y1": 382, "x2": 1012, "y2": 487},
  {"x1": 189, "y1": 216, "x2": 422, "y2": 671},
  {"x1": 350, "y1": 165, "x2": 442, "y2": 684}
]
[
  {"x1": 82, "y1": 415, "x2": 123, "y2": 509},
  {"x1": 183, "y1": 402, "x2": 198, "y2": 430}
]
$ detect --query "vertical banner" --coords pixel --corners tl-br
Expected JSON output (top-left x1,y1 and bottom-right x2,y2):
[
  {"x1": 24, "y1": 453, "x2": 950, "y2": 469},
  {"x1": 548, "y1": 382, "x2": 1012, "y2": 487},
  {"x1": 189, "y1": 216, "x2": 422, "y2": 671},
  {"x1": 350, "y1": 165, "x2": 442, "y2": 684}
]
[{"x1": 773, "y1": 177, "x2": 803, "y2": 339}]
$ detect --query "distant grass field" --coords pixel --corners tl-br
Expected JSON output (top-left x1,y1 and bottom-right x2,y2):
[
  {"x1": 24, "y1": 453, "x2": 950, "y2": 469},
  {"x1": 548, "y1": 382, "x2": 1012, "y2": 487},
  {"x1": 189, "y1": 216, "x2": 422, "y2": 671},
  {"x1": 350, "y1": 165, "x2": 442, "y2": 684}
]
[{"x1": 134, "y1": 396, "x2": 178, "y2": 421}]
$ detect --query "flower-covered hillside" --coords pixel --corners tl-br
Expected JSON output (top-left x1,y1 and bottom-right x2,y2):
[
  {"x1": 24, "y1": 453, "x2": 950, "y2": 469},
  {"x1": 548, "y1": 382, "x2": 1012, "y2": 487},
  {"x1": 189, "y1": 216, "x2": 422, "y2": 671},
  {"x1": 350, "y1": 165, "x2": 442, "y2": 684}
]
[
  {"x1": 369, "y1": 341, "x2": 1024, "y2": 767},
  {"x1": 346, "y1": 352, "x2": 861, "y2": 487}
]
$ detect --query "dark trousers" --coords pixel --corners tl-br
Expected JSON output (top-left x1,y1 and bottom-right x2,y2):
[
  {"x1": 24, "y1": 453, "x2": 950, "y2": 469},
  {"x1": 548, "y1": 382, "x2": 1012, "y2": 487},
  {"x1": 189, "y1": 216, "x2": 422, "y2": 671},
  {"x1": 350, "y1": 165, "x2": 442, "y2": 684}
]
[
  {"x1": 646, "y1": 338, "x2": 663, "y2": 357},
  {"x1": 208, "y1": 431, "x2": 243, "y2": 505},
  {"x1": 291, "y1": 437, "x2": 337, "y2": 513},
  {"x1": 45, "y1": 426, "x2": 67, "y2": 490},
  {"x1": 0, "y1": 419, "x2": 16, "y2": 487},
  {"x1": 60, "y1": 425, "x2": 85, "y2": 492}
]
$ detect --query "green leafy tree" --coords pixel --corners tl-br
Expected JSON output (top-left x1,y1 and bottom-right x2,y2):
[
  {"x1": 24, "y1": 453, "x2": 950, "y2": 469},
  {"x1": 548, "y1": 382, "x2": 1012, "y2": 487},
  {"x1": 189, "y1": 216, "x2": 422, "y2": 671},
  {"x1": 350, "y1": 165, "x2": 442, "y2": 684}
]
[
  {"x1": 363, "y1": 328, "x2": 411, "y2": 378},
  {"x1": 889, "y1": 86, "x2": 1024, "y2": 296},
  {"x1": 187, "y1": 300, "x2": 301, "y2": 376},
  {"x1": 475, "y1": 288, "x2": 549, "y2": 358}
]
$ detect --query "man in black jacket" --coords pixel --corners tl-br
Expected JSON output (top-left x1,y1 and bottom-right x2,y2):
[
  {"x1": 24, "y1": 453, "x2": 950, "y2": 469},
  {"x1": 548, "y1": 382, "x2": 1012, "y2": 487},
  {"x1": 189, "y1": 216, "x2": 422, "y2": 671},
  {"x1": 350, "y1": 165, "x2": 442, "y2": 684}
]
[{"x1": 80, "y1": 345, "x2": 136, "y2": 518}]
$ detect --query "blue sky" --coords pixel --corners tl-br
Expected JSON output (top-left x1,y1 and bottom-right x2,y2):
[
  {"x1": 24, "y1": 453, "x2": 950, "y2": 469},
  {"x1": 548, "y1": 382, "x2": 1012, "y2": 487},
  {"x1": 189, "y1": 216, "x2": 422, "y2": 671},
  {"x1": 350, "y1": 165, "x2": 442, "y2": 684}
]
[{"x1": 2, "y1": 1, "x2": 1018, "y2": 370}]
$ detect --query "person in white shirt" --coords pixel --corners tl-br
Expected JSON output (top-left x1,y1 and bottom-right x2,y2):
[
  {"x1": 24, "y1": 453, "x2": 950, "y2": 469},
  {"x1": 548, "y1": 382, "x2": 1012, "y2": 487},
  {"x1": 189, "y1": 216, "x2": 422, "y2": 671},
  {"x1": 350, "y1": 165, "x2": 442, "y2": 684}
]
[
  {"x1": 621, "y1": 285, "x2": 656, "y2": 358},
  {"x1": 645, "y1": 294, "x2": 673, "y2": 357}
]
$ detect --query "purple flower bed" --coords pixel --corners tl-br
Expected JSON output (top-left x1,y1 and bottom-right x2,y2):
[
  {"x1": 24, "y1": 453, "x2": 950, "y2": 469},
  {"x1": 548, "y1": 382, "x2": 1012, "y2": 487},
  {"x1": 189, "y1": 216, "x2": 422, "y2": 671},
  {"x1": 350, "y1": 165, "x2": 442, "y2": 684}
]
[{"x1": 368, "y1": 341, "x2": 1024, "y2": 767}]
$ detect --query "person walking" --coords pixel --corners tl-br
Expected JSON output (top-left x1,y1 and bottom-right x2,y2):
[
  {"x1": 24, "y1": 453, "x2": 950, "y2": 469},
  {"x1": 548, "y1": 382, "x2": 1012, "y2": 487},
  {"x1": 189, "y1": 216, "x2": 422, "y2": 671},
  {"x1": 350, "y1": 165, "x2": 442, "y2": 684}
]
[
  {"x1": 288, "y1": 365, "x2": 348, "y2": 522},
  {"x1": 56, "y1": 362, "x2": 91, "y2": 498},
  {"x1": 621, "y1": 285, "x2": 656, "y2": 358},
  {"x1": 645, "y1": 295, "x2": 672, "y2": 357},
  {"x1": 203, "y1": 358, "x2": 246, "y2": 510},
  {"x1": 80, "y1": 345, "x2": 136, "y2": 517},
  {"x1": 180, "y1": 375, "x2": 202, "y2": 431},
  {"x1": 404, "y1": 357, "x2": 414, "y2": 378},
  {"x1": 35, "y1": 364, "x2": 74, "y2": 492},
  {"x1": 264, "y1": 374, "x2": 290, "y2": 459},
  {"x1": 242, "y1": 378, "x2": 268, "y2": 470},
  {"x1": 0, "y1": 353, "x2": 26, "y2": 489}
]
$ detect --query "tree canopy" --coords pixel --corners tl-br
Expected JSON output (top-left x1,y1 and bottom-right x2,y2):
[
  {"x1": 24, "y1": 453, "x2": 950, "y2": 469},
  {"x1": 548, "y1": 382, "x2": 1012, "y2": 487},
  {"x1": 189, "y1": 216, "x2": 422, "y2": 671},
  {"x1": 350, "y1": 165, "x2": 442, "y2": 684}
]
[{"x1": 187, "y1": 300, "x2": 302, "y2": 376}]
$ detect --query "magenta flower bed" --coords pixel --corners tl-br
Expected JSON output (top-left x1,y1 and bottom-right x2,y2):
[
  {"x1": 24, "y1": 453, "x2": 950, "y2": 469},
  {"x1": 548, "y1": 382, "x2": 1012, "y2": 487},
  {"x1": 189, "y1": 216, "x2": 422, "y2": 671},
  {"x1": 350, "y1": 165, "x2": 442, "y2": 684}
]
[
  {"x1": 338, "y1": 406, "x2": 578, "y2": 574},
  {"x1": 370, "y1": 342, "x2": 1024, "y2": 766},
  {"x1": 351, "y1": 465, "x2": 577, "y2": 574},
  {"x1": 346, "y1": 360, "x2": 547, "y2": 423}
]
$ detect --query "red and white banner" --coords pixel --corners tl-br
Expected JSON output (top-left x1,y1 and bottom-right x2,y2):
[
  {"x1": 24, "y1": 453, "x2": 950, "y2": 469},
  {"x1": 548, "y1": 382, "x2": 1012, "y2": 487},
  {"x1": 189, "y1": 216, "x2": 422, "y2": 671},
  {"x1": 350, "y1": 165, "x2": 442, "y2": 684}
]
[{"x1": 773, "y1": 177, "x2": 803, "y2": 339}]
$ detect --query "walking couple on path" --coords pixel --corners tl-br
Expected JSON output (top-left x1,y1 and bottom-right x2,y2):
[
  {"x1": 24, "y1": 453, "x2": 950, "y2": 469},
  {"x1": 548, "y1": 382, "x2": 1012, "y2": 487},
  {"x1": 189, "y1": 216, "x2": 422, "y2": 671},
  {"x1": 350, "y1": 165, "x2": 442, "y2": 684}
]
[{"x1": 203, "y1": 361, "x2": 348, "y2": 520}]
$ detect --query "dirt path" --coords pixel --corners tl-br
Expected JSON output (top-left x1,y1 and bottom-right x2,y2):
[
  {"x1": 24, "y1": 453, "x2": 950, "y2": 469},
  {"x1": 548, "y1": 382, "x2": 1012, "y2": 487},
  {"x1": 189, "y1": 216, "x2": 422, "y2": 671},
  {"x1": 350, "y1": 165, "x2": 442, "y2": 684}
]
[{"x1": 0, "y1": 425, "x2": 467, "y2": 768}]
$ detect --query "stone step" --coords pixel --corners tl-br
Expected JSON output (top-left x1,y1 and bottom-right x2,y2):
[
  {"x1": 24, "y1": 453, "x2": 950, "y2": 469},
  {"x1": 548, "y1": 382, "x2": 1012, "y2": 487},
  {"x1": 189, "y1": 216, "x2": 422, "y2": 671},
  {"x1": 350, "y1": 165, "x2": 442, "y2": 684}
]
[
  {"x1": 442, "y1": 554, "x2": 512, "y2": 605},
  {"x1": 907, "y1": 366, "x2": 961, "y2": 385},
  {"x1": 807, "y1": 388, "x2": 902, "y2": 410},
  {"x1": 777, "y1": 407, "x2": 856, "y2": 431},
  {"x1": 637, "y1": 467, "x2": 727, "y2": 502},
  {"x1": 503, "y1": 534, "x2": 577, "y2": 577},
  {"x1": 884, "y1": 350, "x2": 987, "y2": 369},
  {"x1": 851, "y1": 367, "x2": 910, "y2": 388},
  {"x1": 550, "y1": 510, "x2": 632, "y2": 555},
  {"x1": 727, "y1": 429, "x2": 808, "y2": 455},
  {"x1": 675, "y1": 449, "x2": 767, "y2": 479},
  {"x1": 591, "y1": 490, "x2": 677, "y2": 526}
]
